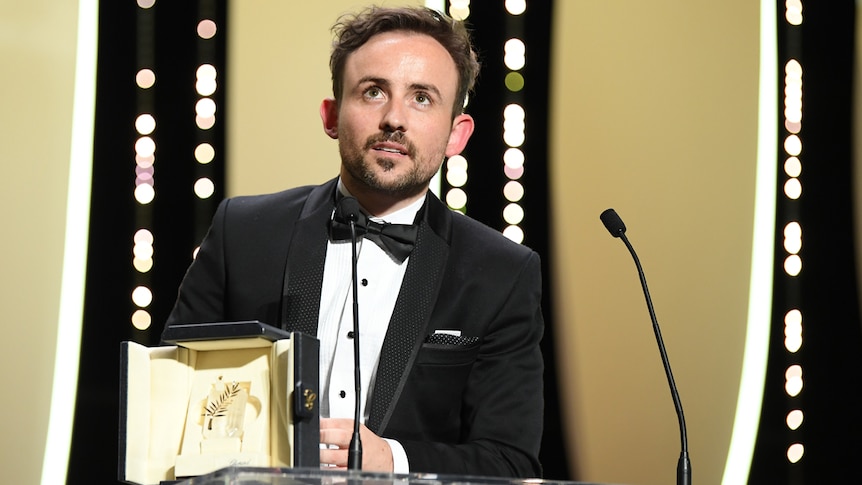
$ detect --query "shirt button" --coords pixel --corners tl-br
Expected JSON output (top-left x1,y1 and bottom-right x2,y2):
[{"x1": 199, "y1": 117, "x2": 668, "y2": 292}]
[
  {"x1": 361, "y1": 278, "x2": 368, "y2": 286},
  {"x1": 339, "y1": 390, "x2": 346, "y2": 398},
  {"x1": 347, "y1": 331, "x2": 354, "y2": 339}
]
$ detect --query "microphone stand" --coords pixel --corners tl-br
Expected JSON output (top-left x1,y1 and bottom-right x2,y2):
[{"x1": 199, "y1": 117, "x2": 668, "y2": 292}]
[
  {"x1": 601, "y1": 208, "x2": 691, "y2": 485},
  {"x1": 347, "y1": 213, "x2": 363, "y2": 470},
  {"x1": 619, "y1": 231, "x2": 691, "y2": 485}
]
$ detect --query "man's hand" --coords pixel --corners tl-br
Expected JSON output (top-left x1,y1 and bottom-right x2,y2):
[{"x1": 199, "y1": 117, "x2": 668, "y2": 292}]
[{"x1": 319, "y1": 418, "x2": 394, "y2": 472}]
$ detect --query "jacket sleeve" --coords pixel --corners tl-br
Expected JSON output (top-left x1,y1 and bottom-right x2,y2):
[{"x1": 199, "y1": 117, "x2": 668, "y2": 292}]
[{"x1": 162, "y1": 198, "x2": 230, "y2": 333}]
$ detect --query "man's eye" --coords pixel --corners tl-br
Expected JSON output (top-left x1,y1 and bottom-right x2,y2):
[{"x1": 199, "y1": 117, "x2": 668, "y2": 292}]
[
  {"x1": 365, "y1": 88, "x2": 383, "y2": 98},
  {"x1": 415, "y1": 94, "x2": 430, "y2": 104}
]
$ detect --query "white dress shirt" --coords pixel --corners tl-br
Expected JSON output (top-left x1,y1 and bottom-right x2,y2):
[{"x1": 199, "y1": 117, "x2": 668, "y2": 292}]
[{"x1": 318, "y1": 180, "x2": 421, "y2": 472}]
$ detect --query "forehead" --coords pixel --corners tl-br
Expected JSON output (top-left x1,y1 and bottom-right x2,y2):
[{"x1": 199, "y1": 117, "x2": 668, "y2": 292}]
[{"x1": 343, "y1": 31, "x2": 459, "y2": 93}]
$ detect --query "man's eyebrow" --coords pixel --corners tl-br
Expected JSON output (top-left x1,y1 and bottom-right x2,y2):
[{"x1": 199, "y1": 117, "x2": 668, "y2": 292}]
[
  {"x1": 409, "y1": 82, "x2": 442, "y2": 100},
  {"x1": 356, "y1": 76, "x2": 389, "y2": 87}
]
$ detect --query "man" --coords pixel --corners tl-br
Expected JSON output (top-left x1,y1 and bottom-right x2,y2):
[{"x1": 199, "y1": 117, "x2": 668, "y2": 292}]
[{"x1": 165, "y1": 5, "x2": 544, "y2": 478}]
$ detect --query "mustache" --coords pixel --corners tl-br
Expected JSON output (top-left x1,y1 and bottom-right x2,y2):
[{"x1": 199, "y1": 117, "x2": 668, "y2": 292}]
[{"x1": 363, "y1": 131, "x2": 415, "y2": 157}]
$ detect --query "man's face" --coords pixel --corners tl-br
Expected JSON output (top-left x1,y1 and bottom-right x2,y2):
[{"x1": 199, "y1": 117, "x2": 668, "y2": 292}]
[{"x1": 322, "y1": 31, "x2": 473, "y2": 202}]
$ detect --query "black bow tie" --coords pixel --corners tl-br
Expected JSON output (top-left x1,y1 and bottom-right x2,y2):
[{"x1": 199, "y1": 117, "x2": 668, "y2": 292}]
[{"x1": 329, "y1": 197, "x2": 419, "y2": 263}]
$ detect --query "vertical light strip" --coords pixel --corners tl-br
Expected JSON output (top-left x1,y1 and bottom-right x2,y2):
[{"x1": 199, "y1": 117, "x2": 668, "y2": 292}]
[
  {"x1": 132, "y1": 0, "x2": 156, "y2": 332},
  {"x1": 720, "y1": 0, "x2": 777, "y2": 483},
  {"x1": 426, "y1": 0, "x2": 445, "y2": 197},
  {"x1": 501, "y1": 1, "x2": 526, "y2": 244},
  {"x1": 443, "y1": 0, "x2": 472, "y2": 214},
  {"x1": 781, "y1": 1, "x2": 805, "y2": 466},
  {"x1": 40, "y1": 0, "x2": 99, "y2": 483}
]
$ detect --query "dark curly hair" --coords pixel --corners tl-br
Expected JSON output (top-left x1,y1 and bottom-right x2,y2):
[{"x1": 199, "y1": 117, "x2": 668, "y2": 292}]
[{"x1": 329, "y1": 6, "x2": 480, "y2": 118}]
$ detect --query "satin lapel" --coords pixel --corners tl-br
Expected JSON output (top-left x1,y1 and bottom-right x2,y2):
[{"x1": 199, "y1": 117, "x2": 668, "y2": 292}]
[
  {"x1": 367, "y1": 194, "x2": 452, "y2": 433},
  {"x1": 280, "y1": 179, "x2": 339, "y2": 337}
]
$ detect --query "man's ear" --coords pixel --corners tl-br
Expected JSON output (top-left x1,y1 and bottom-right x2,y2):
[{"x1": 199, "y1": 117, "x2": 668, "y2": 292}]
[
  {"x1": 445, "y1": 113, "x2": 475, "y2": 157},
  {"x1": 320, "y1": 98, "x2": 339, "y2": 139}
]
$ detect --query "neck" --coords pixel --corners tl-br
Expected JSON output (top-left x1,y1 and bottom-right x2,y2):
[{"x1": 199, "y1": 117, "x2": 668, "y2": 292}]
[{"x1": 339, "y1": 173, "x2": 428, "y2": 218}]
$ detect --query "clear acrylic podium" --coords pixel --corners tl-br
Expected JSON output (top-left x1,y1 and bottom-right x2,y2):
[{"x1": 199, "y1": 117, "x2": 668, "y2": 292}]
[{"x1": 176, "y1": 467, "x2": 615, "y2": 485}]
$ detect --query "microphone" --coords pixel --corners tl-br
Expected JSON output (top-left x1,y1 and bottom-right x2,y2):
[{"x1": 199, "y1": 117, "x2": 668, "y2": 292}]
[
  {"x1": 599, "y1": 208, "x2": 692, "y2": 485},
  {"x1": 335, "y1": 196, "x2": 363, "y2": 470}
]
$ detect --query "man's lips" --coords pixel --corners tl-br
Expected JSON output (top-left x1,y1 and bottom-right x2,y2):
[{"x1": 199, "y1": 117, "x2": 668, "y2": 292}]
[{"x1": 372, "y1": 142, "x2": 408, "y2": 156}]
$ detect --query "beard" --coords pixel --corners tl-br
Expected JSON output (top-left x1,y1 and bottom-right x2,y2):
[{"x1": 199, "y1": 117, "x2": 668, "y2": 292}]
[{"x1": 339, "y1": 130, "x2": 444, "y2": 198}]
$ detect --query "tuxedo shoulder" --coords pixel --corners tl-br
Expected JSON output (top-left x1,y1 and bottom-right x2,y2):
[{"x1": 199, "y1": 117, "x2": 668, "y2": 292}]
[
  {"x1": 226, "y1": 185, "x2": 317, "y2": 208},
  {"x1": 448, "y1": 210, "x2": 537, "y2": 259}
]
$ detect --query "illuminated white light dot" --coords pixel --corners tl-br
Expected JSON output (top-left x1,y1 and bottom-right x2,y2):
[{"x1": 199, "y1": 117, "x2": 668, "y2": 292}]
[
  {"x1": 504, "y1": 164, "x2": 525, "y2": 180},
  {"x1": 785, "y1": 1, "x2": 803, "y2": 26},
  {"x1": 786, "y1": 409, "x2": 804, "y2": 430},
  {"x1": 136, "y1": 68, "x2": 156, "y2": 89},
  {"x1": 448, "y1": 154, "x2": 467, "y2": 171},
  {"x1": 136, "y1": 154, "x2": 154, "y2": 169},
  {"x1": 787, "y1": 443, "x2": 804, "y2": 463},
  {"x1": 784, "y1": 157, "x2": 801, "y2": 177},
  {"x1": 785, "y1": 334, "x2": 802, "y2": 353},
  {"x1": 131, "y1": 309, "x2": 152, "y2": 330},
  {"x1": 135, "y1": 114, "x2": 156, "y2": 135},
  {"x1": 196, "y1": 98, "x2": 216, "y2": 118},
  {"x1": 137, "y1": 0, "x2": 155, "y2": 9},
  {"x1": 196, "y1": 78, "x2": 217, "y2": 96},
  {"x1": 133, "y1": 257, "x2": 153, "y2": 273},
  {"x1": 446, "y1": 188, "x2": 467, "y2": 210},
  {"x1": 784, "y1": 309, "x2": 803, "y2": 353},
  {"x1": 784, "y1": 254, "x2": 802, "y2": 276},
  {"x1": 504, "y1": 148, "x2": 524, "y2": 168},
  {"x1": 193, "y1": 246, "x2": 201, "y2": 259},
  {"x1": 505, "y1": 0, "x2": 527, "y2": 15},
  {"x1": 785, "y1": 308, "x2": 802, "y2": 326},
  {"x1": 196, "y1": 115, "x2": 216, "y2": 130},
  {"x1": 785, "y1": 365, "x2": 803, "y2": 397},
  {"x1": 195, "y1": 143, "x2": 215, "y2": 164},
  {"x1": 449, "y1": 0, "x2": 471, "y2": 20},
  {"x1": 196, "y1": 63, "x2": 216, "y2": 79},
  {"x1": 449, "y1": 6, "x2": 470, "y2": 20},
  {"x1": 135, "y1": 183, "x2": 155, "y2": 204},
  {"x1": 131, "y1": 286, "x2": 153, "y2": 307},
  {"x1": 784, "y1": 178, "x2": 802, "y2": 199},
  {"x1": 784, "y1": 222, "x2": 802, "y2": 254},
  {"x1": 503, "y1": 203, "x2": 524, "y2": 225},
  {"x1": 503, "y1": 130, "x2": 525, "y2": 148},
  {"x1": 133, "y1": 244, "x2": 154, "y2": 260},
  {"x1": 504, "y1": 181, "x2": 524, "y2": 202},
  {"x1": 504, "y1": 118, "x2": 526, "y2": 133},
  {"x1": 503, "y1": 225, "x2": 524, "y2": 244},
  {"x1": 135, "y1": 136, "x2": 156, "y2": 157},
  {"x1": 195, "y1": 177, "x2": 215, "y2": 199},
  {"x1": 197, "y1": 19, "x2": 217, "y2": 39},
  {"x1": 504, "y1": 38, "x2": 526, "y2": 70},
  {"x1": 446, "y1": 167, "x2": 468, "y2": 187},
  {"x1": 786, "y1": 58, "x2": 802, "y2": 75},
  {"x1": 134, "y1": 228, "x2": 153, "y2": 245},
  {"x1": 504, "y1": 103, "x2": 525, "y2": 120},
  {"x1": 784, "y1": 221, "x2": 801, "y2": 238},
  {"x1": 785, "y1": 119, "x2": 802, "y2": 133},
  {"x1": 784, "y1": 135, "x2": 802, "y2": 156}
]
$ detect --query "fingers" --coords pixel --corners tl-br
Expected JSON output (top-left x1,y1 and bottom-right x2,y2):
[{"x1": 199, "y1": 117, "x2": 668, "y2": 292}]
[
  {"x1": 320, "y1": 446, "x2": 348, "y2": 469},
  {"x1": 320, "y1": 418, "x2": 354, "y2": 468}
]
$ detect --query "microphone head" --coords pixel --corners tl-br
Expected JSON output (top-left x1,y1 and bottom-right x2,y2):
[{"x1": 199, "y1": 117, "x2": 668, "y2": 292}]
[
  {"x1": 336, "y1": 196, "x2": 362, "y2": 222},
  {"x1": 600, "y1": 208, "x2": 627, "y2": 238}
]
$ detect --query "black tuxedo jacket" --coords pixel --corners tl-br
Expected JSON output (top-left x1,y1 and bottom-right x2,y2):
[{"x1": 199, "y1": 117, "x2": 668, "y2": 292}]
[{"x1": 166, "y1": 178, "x2": 544, "y2": 477}]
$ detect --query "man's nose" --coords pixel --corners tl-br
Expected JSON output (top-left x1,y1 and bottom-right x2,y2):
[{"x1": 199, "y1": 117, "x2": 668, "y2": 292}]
[{"x1": 380, "y1": 101, "x2": 406, "y2": 132}]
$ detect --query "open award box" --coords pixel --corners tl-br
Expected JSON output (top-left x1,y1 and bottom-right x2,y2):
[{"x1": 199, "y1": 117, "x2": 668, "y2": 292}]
[{"x1": 119, "y1": 321, "x2": 320, "y2": 485}]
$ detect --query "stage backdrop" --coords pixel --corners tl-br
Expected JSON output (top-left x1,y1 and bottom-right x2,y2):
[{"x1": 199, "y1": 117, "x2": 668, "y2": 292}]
[
  {"x1": 229, "y1": 1, "x2": 760, "y2": 485},
  {"x1": 0, "y1": 0, "x2": 761, "y2": 483},
  {"x1": 0, "y1": 0, "x2": 82, "y2": 482}
]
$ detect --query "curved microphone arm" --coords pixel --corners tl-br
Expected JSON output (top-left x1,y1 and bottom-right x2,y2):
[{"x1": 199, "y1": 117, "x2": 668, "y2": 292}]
[{"x1": 600, "y1": 208, "x2": 692, "y2": 485}]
